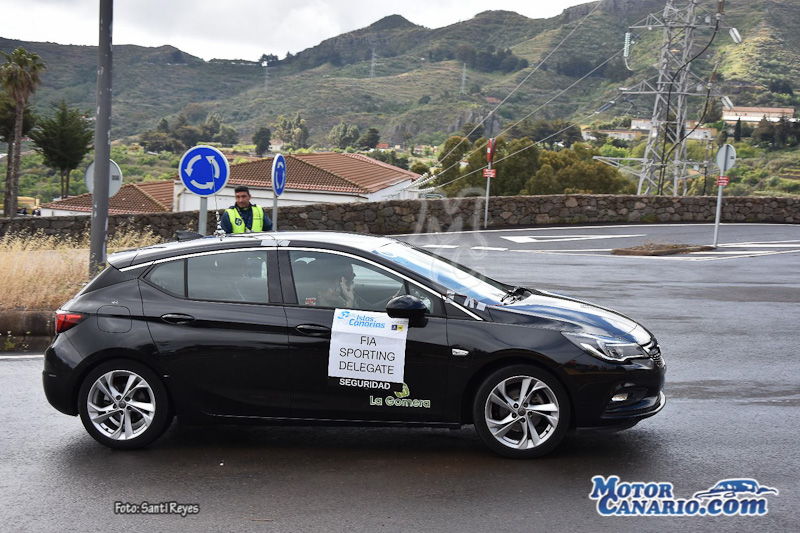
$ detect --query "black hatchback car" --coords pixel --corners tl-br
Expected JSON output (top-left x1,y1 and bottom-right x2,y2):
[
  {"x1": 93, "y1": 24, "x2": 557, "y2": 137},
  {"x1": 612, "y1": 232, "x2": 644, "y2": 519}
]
[{"x1": 43, "y1": 231, "x2": 665, "y2": 458}]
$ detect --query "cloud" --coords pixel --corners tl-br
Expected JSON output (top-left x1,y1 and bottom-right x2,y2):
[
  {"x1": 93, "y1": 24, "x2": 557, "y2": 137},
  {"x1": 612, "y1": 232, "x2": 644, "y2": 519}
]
[{"x1": 0, "y1": 0, "x2": 590, "y2": 61}]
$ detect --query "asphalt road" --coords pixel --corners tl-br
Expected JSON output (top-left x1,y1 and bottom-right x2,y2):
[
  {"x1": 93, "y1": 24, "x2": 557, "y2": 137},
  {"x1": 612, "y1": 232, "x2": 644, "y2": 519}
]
[{"x1": 1, "y1": 223, "x2": 798, "y2": 532}]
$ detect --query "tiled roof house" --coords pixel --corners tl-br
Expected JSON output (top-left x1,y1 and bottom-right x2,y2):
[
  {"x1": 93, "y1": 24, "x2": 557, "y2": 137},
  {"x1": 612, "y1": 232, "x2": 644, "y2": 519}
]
[
  {"x1": 39, "y1": 152, "x2": 420, "y2": 216},
  {"x1": 40, "y1": 181, "x2": 173, "y2": 216}
]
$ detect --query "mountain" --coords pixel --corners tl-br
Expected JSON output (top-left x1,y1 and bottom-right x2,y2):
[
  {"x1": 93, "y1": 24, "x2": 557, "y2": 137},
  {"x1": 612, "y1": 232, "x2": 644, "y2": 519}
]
[{"x1": 2, "y1": 0, "x2": 799, "y2": 145}]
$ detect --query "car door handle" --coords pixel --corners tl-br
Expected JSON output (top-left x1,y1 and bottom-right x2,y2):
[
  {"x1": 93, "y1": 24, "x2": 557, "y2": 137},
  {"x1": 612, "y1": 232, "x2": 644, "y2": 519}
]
[
  {"x1": 161, "y1": 313, "x2": 196, "y2": 325},
  {"x1": 295, "y1": 324, "x2": 331, "y2": 337}
]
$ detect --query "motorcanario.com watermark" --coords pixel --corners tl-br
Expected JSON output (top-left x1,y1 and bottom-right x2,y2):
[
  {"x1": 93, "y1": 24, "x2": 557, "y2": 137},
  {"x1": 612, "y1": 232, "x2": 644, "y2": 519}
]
[
  {"x1": 114, "y1": 501, "x2": 200, "y2": 517},
  {"x1": 589, "y1": 476, "x2": 779, "y2": 517}
]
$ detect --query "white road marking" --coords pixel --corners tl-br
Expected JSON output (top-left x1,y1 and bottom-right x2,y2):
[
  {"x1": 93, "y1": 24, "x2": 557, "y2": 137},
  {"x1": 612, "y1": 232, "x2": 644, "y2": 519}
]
[
  {"x1": 470, "y1": 246, "x2": 508, "y2": 251},
  {"x1": 0, "y1": 355, "x2": 44, "y2": 360},
  {"x1": 501, "y1": 234, "x2": 645, "y2": 244},
  {"x1": 511, "y1": 248, "x2": 613, "y2": 253},
  {"x1": 717, "y1": 243, "x2": 800, "y2": 248},
  {"x1": 421, "y1": 244, "x2": 459, "y2": 249},
  {"x1": 394, "y1": 222, "x2": 788, "y2": 237},
  {"x1": 691, "y1": 250, "x2": 777, "y2": 255}
]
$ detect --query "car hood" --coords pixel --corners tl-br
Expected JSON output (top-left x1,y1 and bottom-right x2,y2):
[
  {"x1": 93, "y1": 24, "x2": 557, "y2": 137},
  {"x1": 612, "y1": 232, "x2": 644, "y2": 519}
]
[{"x1": 489, "y1": 290, "x2": 644, "y2": 340}]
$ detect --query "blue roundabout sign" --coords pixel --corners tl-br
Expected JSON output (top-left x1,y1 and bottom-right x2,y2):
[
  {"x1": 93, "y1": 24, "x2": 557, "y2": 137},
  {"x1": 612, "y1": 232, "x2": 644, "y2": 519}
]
[{"x1": 179, "y1": 145, "x2": 230, "y2": 197}]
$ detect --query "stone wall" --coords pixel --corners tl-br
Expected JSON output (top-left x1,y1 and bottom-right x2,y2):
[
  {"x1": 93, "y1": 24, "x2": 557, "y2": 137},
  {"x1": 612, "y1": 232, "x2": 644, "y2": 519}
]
[{"x1": 1, "y1": 195, "x2": 797, "y2": 240}]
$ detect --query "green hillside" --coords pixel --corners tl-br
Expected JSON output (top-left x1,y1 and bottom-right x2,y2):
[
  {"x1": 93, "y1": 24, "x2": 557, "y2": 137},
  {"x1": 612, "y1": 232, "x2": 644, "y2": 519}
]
[{"x1": 2, "y1": 0, "x2": 799, "y2": 145}]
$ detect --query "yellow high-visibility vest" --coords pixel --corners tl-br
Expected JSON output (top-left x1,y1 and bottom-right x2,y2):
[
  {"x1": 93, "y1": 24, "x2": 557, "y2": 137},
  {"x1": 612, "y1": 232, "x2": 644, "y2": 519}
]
[{"x1": 226, "y1": 205, "x2": 264, "y2": 233}]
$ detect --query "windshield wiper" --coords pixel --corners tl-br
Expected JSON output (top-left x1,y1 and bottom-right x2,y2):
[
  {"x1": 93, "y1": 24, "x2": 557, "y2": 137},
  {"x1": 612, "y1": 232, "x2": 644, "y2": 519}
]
[{"x1": 500, "y1": 286, "x2": 528, "y2": 304}]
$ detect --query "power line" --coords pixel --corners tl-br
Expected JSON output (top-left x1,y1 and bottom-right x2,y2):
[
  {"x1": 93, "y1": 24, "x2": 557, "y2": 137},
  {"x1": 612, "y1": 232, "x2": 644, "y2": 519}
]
[
  {"x1": 409, "y1": 47, "x2": 623, "y2": 192},
  {"x1": 594, "y1": 0, "x2": 739, "y2": 195},
  {"x1": 435, "y1": 0, "x2": 607, "y2": 169}
]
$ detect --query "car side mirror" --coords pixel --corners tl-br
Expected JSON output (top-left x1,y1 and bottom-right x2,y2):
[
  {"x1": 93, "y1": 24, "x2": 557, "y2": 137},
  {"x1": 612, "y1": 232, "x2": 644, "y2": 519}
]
[{"x1": 386, "y1": 295, "x2": 428, "y2": 328}]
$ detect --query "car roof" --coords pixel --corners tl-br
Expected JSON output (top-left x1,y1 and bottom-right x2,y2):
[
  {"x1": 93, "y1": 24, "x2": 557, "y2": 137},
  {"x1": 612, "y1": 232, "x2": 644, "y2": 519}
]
[{"x1": 108, "y1": 231, "x2": 397, "y2": 268}]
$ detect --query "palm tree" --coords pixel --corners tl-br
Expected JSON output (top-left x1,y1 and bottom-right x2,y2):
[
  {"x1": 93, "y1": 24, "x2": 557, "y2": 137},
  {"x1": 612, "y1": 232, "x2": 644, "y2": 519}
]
[
  {"x1": 1, "y1": 47, "x2": 46, "y2": 217},
  {"x1": 0, "y1": 93, "x2": 36, "y2": 201}
]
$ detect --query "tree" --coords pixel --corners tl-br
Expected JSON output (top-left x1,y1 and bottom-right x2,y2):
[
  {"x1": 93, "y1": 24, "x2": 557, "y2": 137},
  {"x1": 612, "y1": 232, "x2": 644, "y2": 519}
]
[
  {"x1": 410, "y1": 161, "x2": 429, "y2": 175},
  {"x1": 0, "y1": 93, "x2": 35, "y2": 201},
  {"x1": 30, "y1": 100, "x2": 93, "y2": 198},
  {"x1": 455, "y1": 44, "x2": 476, "y2": 67},
  {"x1": 460, "y1": 122, "x2": 485, "y2": 144},
  {"x1": 1, "y1": 47, "x2": 46, "y2": 217},
  {"x1": 494, "y1": 138, "x2": 540, "y2": 195},
  {"x1": 173, "y1": 125, "x2": 202, "y2": 149},
  {"x1": 252, "y1": 127, "x2": 271, "y2": 156},
  {"x1": 156, "y1": 117, "x2": 170, "y2": 133},
  {"x1": 214, "y1": 124, "x2": 239, "y2": 145},
  {"x1": 523, "y1": 164, "x2": 559, "y2": 195},
  {"x1": 139, "y1": 130, "x2": 184, "y2": 153},
  {"x1": 358, "y1": 127, "x2": 380, "y2": 149},
  {"x1": 202, "y1": 113, "x2": 222, "y2": 140},
  {"x1": 733, "y1": 118, "x2": 742, "y2": 142},
  {"x1": 328, "y1": 120, "x2": 360, "y2": 149},
  {"x1": 259, "y1": 53, "x2": 279, "y2": 66},
  {"x1": 271, "y1": 113, "x2": 309, "y2": 149},
  {"x1": 434, "y1": 136, "x2": 470, "y2": 189},
  {"x1": 368, "y1": 150, "x2": 409, "y2": 170}
]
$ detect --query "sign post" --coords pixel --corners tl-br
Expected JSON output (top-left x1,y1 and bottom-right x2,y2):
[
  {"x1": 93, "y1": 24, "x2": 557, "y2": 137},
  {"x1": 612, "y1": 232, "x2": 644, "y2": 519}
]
[
  {"x1": 484, "y1": 138, "x2": 496, "y2": 229},
  {"x1": 713, "y1": 144, "x2": 736, "y2": 247},
  {"x1": 179, "y1": 145, "x2": 230, "y2": 235},
  {"x1": 271, "y1": 154, "x2": 287, "y2": 231}
]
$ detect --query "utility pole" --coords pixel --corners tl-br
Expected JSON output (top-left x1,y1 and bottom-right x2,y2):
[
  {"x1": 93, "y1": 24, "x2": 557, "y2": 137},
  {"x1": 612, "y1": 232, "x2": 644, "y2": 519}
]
[
  {"x1": 594, "y1": 0, "x2": 739, "y2": 196},
  {"x1": 460, "y1": 63, "x2": 467, "y2": 95},
  {"x1": 370, "y1": 49, "x2": 376, "y2": 78},
  {"x1": 89, "y1": 0, "x2": 112, "y2": 276}
]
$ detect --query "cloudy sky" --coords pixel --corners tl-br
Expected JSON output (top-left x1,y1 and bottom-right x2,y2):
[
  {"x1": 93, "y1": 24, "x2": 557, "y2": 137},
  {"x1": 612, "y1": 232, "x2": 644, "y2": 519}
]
[{"x1": 0, "y1": 0, "x2": 592, "y2": 61}]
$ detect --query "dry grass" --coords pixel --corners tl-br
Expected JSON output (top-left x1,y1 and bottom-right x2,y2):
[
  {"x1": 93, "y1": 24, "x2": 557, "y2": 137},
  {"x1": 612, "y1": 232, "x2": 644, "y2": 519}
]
[{"x1": 0, "y1": 229, "x2": 163, "y2": 310}]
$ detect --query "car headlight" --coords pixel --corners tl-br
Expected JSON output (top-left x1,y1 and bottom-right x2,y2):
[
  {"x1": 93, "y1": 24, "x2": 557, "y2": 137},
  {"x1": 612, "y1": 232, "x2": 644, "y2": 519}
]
[{"x1": 562, "y1": 332, "x2": 649, "y2": 363}]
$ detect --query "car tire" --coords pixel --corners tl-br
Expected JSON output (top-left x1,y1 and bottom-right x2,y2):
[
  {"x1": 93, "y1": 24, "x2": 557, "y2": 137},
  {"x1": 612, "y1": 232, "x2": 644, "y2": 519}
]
[
  {"x1": 78, "y1": 360, "x2": 172, "y2": 450},
  {"x1": 473, "y1": 365, "x2": 570, "y2": 459}
]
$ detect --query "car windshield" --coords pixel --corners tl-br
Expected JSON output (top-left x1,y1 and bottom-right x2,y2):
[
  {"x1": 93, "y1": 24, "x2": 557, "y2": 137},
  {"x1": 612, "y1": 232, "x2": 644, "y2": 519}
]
[{"x1": 372, "y1": 242, "x2": 509, "y2": 304}]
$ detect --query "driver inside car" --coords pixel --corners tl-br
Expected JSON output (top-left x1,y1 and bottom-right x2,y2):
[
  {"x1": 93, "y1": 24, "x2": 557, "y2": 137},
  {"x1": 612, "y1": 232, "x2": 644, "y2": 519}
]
[{"x1": 316, "y1": 262, "x2": 356, "y2": 308}]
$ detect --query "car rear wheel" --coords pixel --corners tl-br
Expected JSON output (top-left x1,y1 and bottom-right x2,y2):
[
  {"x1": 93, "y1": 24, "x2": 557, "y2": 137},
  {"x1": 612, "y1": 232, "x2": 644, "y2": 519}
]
[
  {"x1": 473, "y1": 365, "x2": 570, "y2": 459},
  {"x1": 78, "y1": 360, "x2": 171, "y2": 449}
]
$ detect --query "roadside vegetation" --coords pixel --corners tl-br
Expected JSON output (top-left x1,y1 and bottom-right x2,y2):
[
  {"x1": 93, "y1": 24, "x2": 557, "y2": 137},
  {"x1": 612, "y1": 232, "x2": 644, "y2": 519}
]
[{"x1": 0, "y1": 229, "x2": 163, "y2": 310}]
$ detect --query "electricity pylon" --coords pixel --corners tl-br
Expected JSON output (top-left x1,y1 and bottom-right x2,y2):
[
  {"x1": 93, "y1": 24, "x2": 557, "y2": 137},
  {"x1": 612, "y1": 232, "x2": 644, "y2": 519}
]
[{"x1": 595, "y1": 0, "x2": 738, "y2": 195}]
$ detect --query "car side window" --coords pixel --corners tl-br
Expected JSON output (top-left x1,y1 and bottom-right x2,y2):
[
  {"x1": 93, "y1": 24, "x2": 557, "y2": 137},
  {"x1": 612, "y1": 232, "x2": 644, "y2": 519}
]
[
  {"x1": 147, "y1": 259, "x2": 185, "y2": 296},
  {"x1": 146, "y1": 251, "x2": 269, "y2": 303},
  {"x1": 290, "y1": 251, "x2": 406, "y2": 312},
  {"x1": 187, "y1": 251, "x2": 268, "y2": 303}
]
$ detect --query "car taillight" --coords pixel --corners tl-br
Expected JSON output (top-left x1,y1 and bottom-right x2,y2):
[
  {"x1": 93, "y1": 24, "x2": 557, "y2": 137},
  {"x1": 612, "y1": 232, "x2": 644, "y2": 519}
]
[{"x1": 55, "y1": 310, "x2": 87, "y2": 334}]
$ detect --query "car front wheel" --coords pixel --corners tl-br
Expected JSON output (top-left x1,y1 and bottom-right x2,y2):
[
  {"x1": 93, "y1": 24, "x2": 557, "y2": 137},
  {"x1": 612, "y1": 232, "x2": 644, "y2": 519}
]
[
  {"x1": 78, "y1": 360, "x2": 171, "y2": 449},
  {"x1": 473, "y1": 365, "x2": 570, "y2": 458}
]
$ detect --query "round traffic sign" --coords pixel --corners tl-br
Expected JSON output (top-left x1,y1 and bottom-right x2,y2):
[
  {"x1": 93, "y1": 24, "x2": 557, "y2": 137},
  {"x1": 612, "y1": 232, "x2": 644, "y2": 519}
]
[
  {"x1": 179, "y1": 145, "x2": 230, "y2": 197},
  {"x1": 272, "y1": 154, "x2": 287, "y2": 196},
  {"x1": 85, "y1": 159, "x2": 123, "y2": 198},
  {"x1": 715, "y1": 144, "x2": 737, "y2": 174}
]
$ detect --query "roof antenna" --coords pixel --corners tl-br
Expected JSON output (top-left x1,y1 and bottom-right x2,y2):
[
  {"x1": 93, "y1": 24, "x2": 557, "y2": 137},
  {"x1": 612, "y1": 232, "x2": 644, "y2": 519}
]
[{"x1": 213, "y1": 209, "x2": 226, "y2": 239}]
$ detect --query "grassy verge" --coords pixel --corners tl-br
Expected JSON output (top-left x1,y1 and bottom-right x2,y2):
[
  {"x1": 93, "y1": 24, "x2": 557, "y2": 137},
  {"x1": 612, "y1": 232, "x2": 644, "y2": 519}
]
[{"x1": 0, "y1": 229, "x2": 163, "y2": 310}]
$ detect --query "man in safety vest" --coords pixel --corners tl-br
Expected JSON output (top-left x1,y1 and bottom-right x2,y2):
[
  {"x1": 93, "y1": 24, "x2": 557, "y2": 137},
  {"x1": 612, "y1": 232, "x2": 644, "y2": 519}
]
[{"x1": 220, "y1": 185, "x2": 273, "y2": 233}]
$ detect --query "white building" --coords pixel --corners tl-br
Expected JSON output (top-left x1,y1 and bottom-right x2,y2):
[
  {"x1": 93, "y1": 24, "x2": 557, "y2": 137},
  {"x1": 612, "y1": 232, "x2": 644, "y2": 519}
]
[{"x1": 723, "y1": 106, "x2": 795, "y2": 124}]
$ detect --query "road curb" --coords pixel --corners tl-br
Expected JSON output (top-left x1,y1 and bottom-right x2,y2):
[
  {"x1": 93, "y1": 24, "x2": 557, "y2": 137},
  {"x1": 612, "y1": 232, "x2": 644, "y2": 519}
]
[
  {"x1": 611, "y1": 245, "x2": 715, "y2": 256},
  {"x1": 0, "y1": 310, "x2": 53, "y2": 352}
]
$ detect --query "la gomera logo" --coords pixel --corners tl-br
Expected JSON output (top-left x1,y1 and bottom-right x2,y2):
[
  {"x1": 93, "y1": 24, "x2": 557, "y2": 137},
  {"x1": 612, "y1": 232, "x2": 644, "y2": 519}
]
[
  {"x1": 589, "y1": 476, "x2": 779, "y2": 517},
  {"x1": 369, "y1": 383, "x2": 431, "y2": 409}
]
